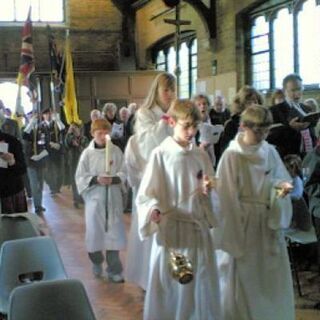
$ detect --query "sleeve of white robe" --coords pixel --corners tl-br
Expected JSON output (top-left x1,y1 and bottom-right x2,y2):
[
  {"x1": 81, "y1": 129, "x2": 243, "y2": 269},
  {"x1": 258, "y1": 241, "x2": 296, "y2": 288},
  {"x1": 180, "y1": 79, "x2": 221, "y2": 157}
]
[
  {"x1": 268, "y1": 146, "x2": 293, "y2": 230},
  {"x1": 113, "y1": 146, "x2": 127, "y2": 184},
  {"x1": 134, "y1": 108, "x2": 170, "y2": 162},
  {"x1": 124, "y1": 135, "x2": 146, "y2": 188},
  {"x1": 136, "y1": 149, "x2": 168, "y2": 240},
  {"x1": 199, "y1": 149, "x2": 220, "y2": 228},
  {"x1": 75, "y1": 149, "x2": 93, "y2": 195},
  {"x1": 216, "y1": 150, "x2": 247, "y2": 258}
]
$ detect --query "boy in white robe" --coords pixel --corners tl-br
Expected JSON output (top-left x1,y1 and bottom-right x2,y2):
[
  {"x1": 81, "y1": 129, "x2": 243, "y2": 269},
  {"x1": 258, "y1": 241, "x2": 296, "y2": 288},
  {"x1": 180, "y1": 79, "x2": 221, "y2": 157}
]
[
  {"x1": 136, "y1": 99, "x2": 221, "y2": 320},
  {"x1": 216, "y1": 105, "x2": 295, "y2": 320},
  {"x1": 75, "y1": 119, "x2": 126, "y2": 283}
]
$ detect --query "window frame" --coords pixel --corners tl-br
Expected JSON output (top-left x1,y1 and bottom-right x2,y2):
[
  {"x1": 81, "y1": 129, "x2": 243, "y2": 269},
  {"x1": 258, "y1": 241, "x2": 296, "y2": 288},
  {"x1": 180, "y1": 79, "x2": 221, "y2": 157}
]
[
  {"x1": 0, "y1": 0, "x2": 65, "y2": 24},
  {"x1": 246, "y1": 0, "x2": 320, "y2": 91},
  {"x1": 152, "y1": 31, "x2": 197, "y2": 99}
]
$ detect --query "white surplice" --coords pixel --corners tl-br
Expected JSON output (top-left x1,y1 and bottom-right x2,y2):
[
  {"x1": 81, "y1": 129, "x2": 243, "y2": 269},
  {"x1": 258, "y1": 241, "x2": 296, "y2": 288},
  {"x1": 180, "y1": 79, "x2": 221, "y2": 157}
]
[
  {"x1": 136, "y1": 136, "x2": 221, "y2": 320},
  {"x1": 125, "y1": 106, "x2": 172, "y2": 290},
  {"x1": 75, "y1": 140, "x2": 126, "y2": 252},
  {"x1": 124, "y1": 135, "x2": 151, "y2": 290},
  {"x1": 216, "y1": 133, "x2": 294, "y2": 320},
  {"x1": 134, "y1": 106, "x2": 172, "y2": 162}
]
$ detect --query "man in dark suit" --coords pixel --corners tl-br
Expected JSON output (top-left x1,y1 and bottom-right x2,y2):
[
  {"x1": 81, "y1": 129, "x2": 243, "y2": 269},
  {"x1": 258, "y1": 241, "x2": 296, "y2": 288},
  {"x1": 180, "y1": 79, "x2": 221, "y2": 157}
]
[{"x1": 268, "y1": 74, "x2": 316, "y2": 158}]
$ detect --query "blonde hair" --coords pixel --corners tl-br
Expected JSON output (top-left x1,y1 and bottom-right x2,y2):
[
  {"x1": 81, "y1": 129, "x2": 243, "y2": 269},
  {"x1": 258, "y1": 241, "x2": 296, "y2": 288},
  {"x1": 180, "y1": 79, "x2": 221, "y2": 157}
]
[
  {"x1": 304, "y1": 98, "x2": 319, "y2": 113},
  {"x1": 91, "y1": 118, "x2": 112, "y2": 134},
  {"x1": 142, "y1": 72, "x2": 176, "y2": 110},
  {"x1": 167, "y1": 99, "x2": 201, "y2": 124},
  {"x1": 232, "y1": 85, "x2": 264, "y2": 114},
  {"x1": 241, "y1": 104, "x2": 273, "y2": 128}
]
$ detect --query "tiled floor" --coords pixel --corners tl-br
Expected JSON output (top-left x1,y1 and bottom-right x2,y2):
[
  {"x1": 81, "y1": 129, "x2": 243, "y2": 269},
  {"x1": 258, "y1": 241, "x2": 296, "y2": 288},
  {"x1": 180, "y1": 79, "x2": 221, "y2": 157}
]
[{"x1": 36, "y1": 186, "x2": 320, "y2": 320}]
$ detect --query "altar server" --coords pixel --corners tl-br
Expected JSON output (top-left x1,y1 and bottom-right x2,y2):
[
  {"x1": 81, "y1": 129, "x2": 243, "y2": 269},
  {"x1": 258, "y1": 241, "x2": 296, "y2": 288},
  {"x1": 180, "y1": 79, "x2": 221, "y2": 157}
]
[
  {"x1": 136, "y1": 99, "x2": 221, "y2": 320},
  {"x1": 216, "y1": 105, "x2": 295, "y2": 320},
  {"x1": 76, "y1": 119, "x2": 126, "y2": 283}
]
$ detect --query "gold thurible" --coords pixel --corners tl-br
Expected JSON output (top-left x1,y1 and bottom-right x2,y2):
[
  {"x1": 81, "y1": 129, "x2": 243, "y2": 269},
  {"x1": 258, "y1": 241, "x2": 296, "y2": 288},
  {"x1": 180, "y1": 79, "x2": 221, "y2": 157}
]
[{"x1": 168, "y1": 250, "x2": 193, "y2": 285}]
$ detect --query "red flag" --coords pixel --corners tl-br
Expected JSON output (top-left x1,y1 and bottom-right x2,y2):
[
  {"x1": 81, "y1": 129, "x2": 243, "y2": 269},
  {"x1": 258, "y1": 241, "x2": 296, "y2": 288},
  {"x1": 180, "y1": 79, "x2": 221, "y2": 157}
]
[{"x1": 17, "y1": 7, "x2": 36, "y2": 99}]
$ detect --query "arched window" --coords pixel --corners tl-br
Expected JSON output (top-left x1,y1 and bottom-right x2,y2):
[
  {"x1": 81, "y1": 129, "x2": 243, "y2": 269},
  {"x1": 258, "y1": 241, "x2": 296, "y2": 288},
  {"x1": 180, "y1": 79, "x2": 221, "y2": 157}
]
[
  {"x1": 0, "y1": 0, "x2": 64, "y2": 22},
  {"x1": 167, "y1": 47, "x2": 176, "y2": 75},
  {"x1": 250, "y1": 16, "x2": 270, "y2": 90},
  {"x1": 155, "y1": 50, "x2": 166, "y2": 71},
  {"x1": 179, "y1": 42, "x2": 190, "y2": 98},
  {"x1": 297, "y1": 0, "x2": 320, "y2": 85},
  {"x1": 248, "y1": 0, "x2": 320, "y2": 90},
  {"x1": 152, "y1": 33, "x2": 197, "y2": 98},
  {"x1": 273, "y1": 8, "x2": 294, "y2": 88}
]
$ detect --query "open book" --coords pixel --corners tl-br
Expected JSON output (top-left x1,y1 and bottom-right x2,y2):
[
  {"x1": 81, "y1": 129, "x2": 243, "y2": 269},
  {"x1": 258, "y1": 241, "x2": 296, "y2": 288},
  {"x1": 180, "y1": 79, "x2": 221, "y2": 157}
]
[
  {"x1": 299, "y1": 111, "x2": 320, "y2": 127},
  {"x1": 199, "y1": 123, "x2": 224, "y2": 144}
]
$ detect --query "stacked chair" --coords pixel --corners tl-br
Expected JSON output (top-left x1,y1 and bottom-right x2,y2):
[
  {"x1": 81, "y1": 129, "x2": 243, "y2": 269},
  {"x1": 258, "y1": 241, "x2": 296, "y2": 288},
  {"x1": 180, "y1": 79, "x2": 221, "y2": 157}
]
[
  {"x1": 8, "y1": 279, "x2": 96, "y2": 320},
  {"x1": 0, "y1": 214, "x2": 96, "y2": 320}
]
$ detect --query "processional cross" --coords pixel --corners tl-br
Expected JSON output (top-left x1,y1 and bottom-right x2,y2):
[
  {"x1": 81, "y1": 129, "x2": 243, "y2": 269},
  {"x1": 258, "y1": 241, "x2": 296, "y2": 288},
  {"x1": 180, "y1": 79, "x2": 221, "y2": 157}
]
[{"x1": 163, "y1": 0, "x2": 191, "y2": 97}]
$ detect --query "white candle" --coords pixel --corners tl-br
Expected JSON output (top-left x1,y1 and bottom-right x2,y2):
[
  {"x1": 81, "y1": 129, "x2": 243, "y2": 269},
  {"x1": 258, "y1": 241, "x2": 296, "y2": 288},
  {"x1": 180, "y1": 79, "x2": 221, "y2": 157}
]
[{"x1": 105, "y1": 134, "x2": 112, "y2": 174}]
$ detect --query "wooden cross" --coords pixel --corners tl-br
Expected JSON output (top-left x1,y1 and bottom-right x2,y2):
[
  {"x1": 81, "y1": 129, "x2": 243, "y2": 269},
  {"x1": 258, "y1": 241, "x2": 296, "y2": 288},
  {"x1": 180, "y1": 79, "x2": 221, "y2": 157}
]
[{"x1": 164, "y1": 3, "x2": 191, "y2": 97}]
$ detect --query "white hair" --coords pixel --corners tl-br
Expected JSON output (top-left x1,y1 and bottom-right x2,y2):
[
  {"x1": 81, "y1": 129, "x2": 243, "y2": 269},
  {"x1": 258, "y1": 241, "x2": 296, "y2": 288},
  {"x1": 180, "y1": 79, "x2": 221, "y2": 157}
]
[
  {"x1": 102, "y1": 103, "x2": 117, "y2": 114},
  {"x1": 90, "y1": 109, "x2": 101, "y2": 120},
  {"x1": 119, "y1": 107, "x2": 129, "y2": 115},
  {"x1": 128, "y1": 102, "x2": 137, "y2": 114}
]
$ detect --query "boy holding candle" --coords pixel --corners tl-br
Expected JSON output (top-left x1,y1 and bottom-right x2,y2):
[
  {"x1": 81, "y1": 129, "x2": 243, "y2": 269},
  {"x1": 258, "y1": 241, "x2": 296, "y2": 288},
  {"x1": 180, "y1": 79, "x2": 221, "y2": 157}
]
[
  {"x1": 75, "y1": 119, "x2": 126, "y2": 283},
  {"x1": 216, "y1": 105, "x2": 295, "y2": 319}
]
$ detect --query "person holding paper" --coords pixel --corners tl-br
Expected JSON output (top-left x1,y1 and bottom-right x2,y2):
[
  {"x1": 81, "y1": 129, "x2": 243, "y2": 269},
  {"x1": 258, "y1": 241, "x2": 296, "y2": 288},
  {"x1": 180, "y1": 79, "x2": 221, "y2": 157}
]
[
  {"x1": 209, "y1": 95, "x2": 231, "y2": 164},
  {"x1": 75, "y1": 119, "x2": 126, "y2": 283},
  {"x1": 193, "y1": 94, "x2": 217, "y2": 166},
  {"x1": 268, "y1": 74, "x2": 316, "y2": 158},
  {"x1": 0, "y1": 129, "x2": 27, "y2": 214}
]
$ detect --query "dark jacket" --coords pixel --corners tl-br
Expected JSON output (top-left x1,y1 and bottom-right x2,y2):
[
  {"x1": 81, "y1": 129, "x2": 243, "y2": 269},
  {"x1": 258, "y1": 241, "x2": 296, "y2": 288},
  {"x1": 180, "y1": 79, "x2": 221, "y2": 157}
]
[
  {"x1": 219, "y1": 114, "x2": 240, "y2": 154},
  {"x1": 209, "y1": 108, "x2": 231, "y2": 126},
  {"x1": 303, "y1": 146, "x2": 320, "y2": 218},
  {"x1": 268, "y1": 101, "x2": 316, "y2": 158},
  {"x1": 0, "y1": 131, "x2": 26, "y2": 197}
]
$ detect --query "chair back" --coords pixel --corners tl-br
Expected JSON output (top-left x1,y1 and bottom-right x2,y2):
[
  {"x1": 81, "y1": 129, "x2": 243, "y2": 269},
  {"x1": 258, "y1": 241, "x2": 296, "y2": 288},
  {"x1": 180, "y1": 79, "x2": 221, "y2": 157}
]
[
  {"x1": 0, "y1": 236, "x2": 67, "y2": 314},
  {"x1": 0, "y1": 216, "x2": 39, "y2": 247},
  {"x1": 8, "y1": 279, "x2": 96, "y2": 320}
]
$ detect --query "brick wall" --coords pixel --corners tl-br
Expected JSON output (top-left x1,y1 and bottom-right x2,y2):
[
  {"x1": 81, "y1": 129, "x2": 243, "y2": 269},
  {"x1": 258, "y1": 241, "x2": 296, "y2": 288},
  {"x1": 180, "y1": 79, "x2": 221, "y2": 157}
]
[
  {"x1": 135, "y1": 0, "x2": 257, "y2": 101},
  {"x1": 0, "y1": 0, "x2": 123, "y2": 74}
]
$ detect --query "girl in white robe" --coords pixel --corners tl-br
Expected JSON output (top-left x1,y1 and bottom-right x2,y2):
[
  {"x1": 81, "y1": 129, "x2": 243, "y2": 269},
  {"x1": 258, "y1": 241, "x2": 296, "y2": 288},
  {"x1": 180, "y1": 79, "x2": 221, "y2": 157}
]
[
  {"x1": 136, "y1": 100, "x2": 221, "y2": 320},
  {"x1": 75, "y1": 119, "x2": 127, "y2": 283},
  {"x1": 216, "y1": 105, "x2": 295, "y2": 320},
  {"x1": 125, "y1": 72, "x2": 176, "y2": 290}
]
